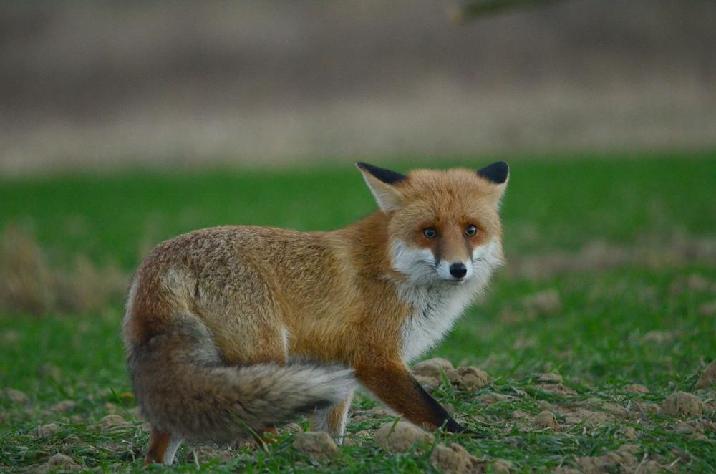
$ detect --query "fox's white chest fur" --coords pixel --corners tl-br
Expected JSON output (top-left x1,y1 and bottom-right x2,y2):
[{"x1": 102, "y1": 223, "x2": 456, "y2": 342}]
[
  {"x1": 397, "y1": 282, "x2": 479, "y2": 361},
  {"x1": 393, "y1": 238, "x2": 503, "y2": 362}
]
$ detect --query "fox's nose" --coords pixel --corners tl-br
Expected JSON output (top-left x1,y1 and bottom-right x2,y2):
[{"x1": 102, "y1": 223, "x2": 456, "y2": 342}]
[{"x1": 449, "y1": 262, "x2": 467, "y2": 279}]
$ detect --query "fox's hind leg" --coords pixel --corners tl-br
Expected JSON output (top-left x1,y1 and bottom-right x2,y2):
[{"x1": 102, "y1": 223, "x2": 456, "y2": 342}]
[
  {"x1": 145, "y1": 427, "x2": 182, "y2": 465},
  {"x1": 311, "y1": 389, "x2": 354, "y2": 444}
]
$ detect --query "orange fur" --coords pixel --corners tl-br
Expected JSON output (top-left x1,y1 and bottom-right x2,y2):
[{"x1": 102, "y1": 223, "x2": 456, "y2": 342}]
[{"x1": 145, "y1": 429, "x2": 171, "y2": 465}]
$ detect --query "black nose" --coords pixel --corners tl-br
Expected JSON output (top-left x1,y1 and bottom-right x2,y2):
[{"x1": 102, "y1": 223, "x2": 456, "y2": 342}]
[{"x1": 449, "y1": 262, "x2": 467, "y2": 279}]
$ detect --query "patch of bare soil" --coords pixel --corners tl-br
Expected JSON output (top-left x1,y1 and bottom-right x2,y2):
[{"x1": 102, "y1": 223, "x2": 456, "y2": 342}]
[
  {"x1": 97, "y1": 414, "x2": 133, "y2": 432},
  {"x1": 534, "y1": 410, "x2": 559, "y2": 430},
  {"x1": 641, "y1": 330, "x2": 676, "y2": 344},
  {"x1": 0, "y1": 225, "x2": 128, "y2": 315},
  {"x1": 37, "y1": 453, "x2": 82, "y2": 472},
  {"x1": 698, "y1": 301, "x2": 716, "y2": 317},
  {"x1": 35, "y1": 423, "x2": 60, "y2": 438},
  {"x1": 696, "y1": 361, "x2": 716, "y2": 389},
  {"x1": 672, "y1": 420, "x2": 715, "y2": 441},
  {"x1": 293, "y1": 432, "x2": 339, "y2": 460},
  {"x1": 50, "y1": 400, "x2": 76, "y2": 413},
  {"x1": 532, "y1": 372, "x2": 578, "y2": 397},
  {"x1": 3, "y1": 387, "x2": 29, "y2": 404},
  {"x1": 661, "y1": 392, "x2": 704, "y2": 417},
  {"x1": 430, "y1": 442, "x2": 486, "y2": 474},
  {"x1": 374, "y1": 421, "x2": 433, "y2": 453},
  {"x1": 521, "y1": 290, "x2": 563, "y2": 316},
  {"x1": 669, "y1": 274, "x2": 716, "y2": 295},
  {"x1": 490, "y1": 459, "x2": 513, "y2": 473},
  {"x1": 536, "y1": 373, "x2": 563, "y2": 384},
  {"x1": 561, "y1": 407, "x2": 612, "y2": 426},
  {"x1": 624, "y1": 384, "x2": 650, "y2": 394},
  {"x1": 572, "y1": 444, "x2": 662, "y2": 474},
  {"x1": 500, "y1": 290, "x2": 563, "y2": 323},
  {"x1": 507, "y1": 237, "x2": 716, "y2": 281},
  {"x1": 411, "y1": 358, "x2": 490, "y2": 393}
]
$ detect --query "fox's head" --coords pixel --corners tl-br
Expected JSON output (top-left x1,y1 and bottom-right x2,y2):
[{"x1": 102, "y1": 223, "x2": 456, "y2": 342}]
[{"x1": 357, "y1": 162, "x2": 509, "y2": 286}]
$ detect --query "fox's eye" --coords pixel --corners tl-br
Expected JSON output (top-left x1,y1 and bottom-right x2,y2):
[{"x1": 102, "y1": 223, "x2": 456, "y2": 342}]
[
  {"x1": 464, "y1": 224, "x2": 478, "y2": 237},
  {"x1": 423, "y1": 227, "x2": 438, "y2": 239}
]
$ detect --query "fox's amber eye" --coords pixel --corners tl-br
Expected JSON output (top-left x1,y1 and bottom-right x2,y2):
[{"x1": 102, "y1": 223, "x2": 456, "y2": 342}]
[
  {"x1": 423, "y1": 227, "x2": 438, "y2": 239},
  {"x1": 464, "y1": 224, "x2": 478, "y2": 237}
]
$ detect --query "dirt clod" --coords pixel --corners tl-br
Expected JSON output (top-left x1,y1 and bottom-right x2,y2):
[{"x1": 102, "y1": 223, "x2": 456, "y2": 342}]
[
  {"x1": 673, "y1": 421, "x2": 696, "y2": 434},
  {"x1": 51, "y1": 400, "x2": 76, "y2": 413},
  {"x1": 534, "y1": 410, "x2": 558, "y2": 430},
  {"x1": 631, "y1": 401, "x2": 660, "y2": 416},
  {"x1": 4, "y1": 388, "x2": 29, "y2": 404},
  {"x1": 562, "y1": 408, "x2": 611, "y2": 426},
  {"x1": 415, "y1": 375, "x2": 441, "y2": 391},
  {"x1": 412, "y1": 358, "x2": 454, "y2": 378},
  {"x1": 37, "y1": 363, "x2": 62, "y2": 382},
  {"x1": 452, "y1": 367, "x2": 490, "y2": 391},
  {"x1": 698, "y1": 301, "x2": 716, "y2": 317},
  {"x1": 98, "y1": 414, "x2": 131, "y2": 431},
  {"x1": 637, "y1": 460, "x2": 663, "y2": 473},
  {"x1": 490, "y1": 459, "x2": 512, "y2": 473},
  {"x1": 642, "y1": 330, "x2": 674, "y2": 344},
  {"x1": 661, "y1": 391, "x2": 703, "y2": 417},
  {"x1": 621, "y1": 427, "x2": 638, "y2": 440},
  {"x1": 624, "y1": 384, "x2": 649, "y2": 393},
  {"x1": 292, "y1": 431, "x2": 339, "y2": 460},
  {"x1": 601, "y1": 402, "x2": 628, "y2": 417},
  {"x1": 696, "y1": 361, "x2": 716, "y2": 389},
  {"x1": 670, "y1": 274, "x2": 712, "y2": 294},
  {"x1": 522, "y1": 289, "x2": 562, "y2": 316},
  {"x1": 536, "y1": 383, "x2": 576, "y2": 396},
  {"x1": 430, "y1": 442, "x2": 484, "y2": 474},
  {"x1": 375, "y1": 421, "x2": 433, "y2": 453},
  {"x1": 575, "y1": 444, "x2": 640, "y2": 474},
  {"x1": 478, "y1": 392, "x2": 510, "y2": 405},
  {"x1": 536, "y1": 373, "x2": 563, "y2": 384},
  {"x1": 46, "y1": 453, "x2": 80, "y2": 470},
  {"x1": 36, "y1": 423, "x2": 59, "y2": 438},
  {"x1": 552, "y1": 467, "x2": 581, "y2": 474}
]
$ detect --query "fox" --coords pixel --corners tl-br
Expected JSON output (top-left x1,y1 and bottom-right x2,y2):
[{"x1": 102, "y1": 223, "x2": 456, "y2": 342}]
[{"x1": 122, "y1": 161, "x2": 509, "y2": 464}]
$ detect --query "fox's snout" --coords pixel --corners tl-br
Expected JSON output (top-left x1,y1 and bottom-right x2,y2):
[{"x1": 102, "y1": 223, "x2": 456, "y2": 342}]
[
  {"x1": 449, "y1": 262, "x2": 467, "y2": 279},
  {"x1": 436, "y1": 259, "x2": 472, "y2": 282}
]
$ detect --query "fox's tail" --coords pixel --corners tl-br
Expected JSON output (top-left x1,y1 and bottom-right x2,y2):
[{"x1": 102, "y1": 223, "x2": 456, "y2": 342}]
[{"x1": 126, "y1": 313, "x2": 354, "y2": 443}]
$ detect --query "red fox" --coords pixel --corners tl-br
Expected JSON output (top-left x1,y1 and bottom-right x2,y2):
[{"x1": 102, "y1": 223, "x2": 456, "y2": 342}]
[{"x1": 123, "y1": 161, "x2": 509, "y2": 464}]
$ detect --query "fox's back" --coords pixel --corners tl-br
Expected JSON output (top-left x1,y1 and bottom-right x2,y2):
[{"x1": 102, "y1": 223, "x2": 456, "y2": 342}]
[{"x1": 123, "y1": 226, "x2": 352, "y2": 349}]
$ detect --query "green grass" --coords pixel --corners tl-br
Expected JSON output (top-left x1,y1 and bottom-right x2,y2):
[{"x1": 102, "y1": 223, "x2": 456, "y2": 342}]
[{"x1": 1, "y1": 152, "x2": 715, "y2": 472}]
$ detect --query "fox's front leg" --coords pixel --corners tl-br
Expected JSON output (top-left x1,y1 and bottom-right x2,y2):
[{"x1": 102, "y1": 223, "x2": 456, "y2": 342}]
[{"x1": 355, "y1": 360, "x2": 463, "y2": 432}]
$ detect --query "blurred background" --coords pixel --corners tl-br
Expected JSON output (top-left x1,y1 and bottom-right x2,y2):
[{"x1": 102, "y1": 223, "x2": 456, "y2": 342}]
[{"x1": 2, "y1": 0, "x2": 716, "y2": 175}]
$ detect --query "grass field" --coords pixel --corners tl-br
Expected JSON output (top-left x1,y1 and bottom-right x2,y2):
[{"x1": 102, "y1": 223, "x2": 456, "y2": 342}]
[{"x1": 1, "y1": 152, "x2": 715, "y2": 472}]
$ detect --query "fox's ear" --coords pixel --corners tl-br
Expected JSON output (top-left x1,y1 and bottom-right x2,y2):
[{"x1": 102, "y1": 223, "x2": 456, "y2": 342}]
[
  {"x1": 356, "y1": 162, "x2": 406, "y2": 212},
  {"x1": 477, "y1": 161, "x2": 509, "y2": 185},
  {"x1": 477, "y1": 161, "x2": 509, "y2": 202}
]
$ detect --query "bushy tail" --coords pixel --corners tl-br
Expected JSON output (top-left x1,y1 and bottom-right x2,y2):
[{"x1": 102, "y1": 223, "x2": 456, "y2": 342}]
[{"x1": 127, "y1": 313, "x2": 354, "y2": 443}]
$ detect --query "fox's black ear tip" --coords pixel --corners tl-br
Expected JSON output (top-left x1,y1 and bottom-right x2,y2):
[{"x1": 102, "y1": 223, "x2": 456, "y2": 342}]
[
  {"x1": 355, "y1": 162, "x2": 406, "y2": 184},
  {"x1": 477, "y1": 161, "x2": 509, "y2": 184}
]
